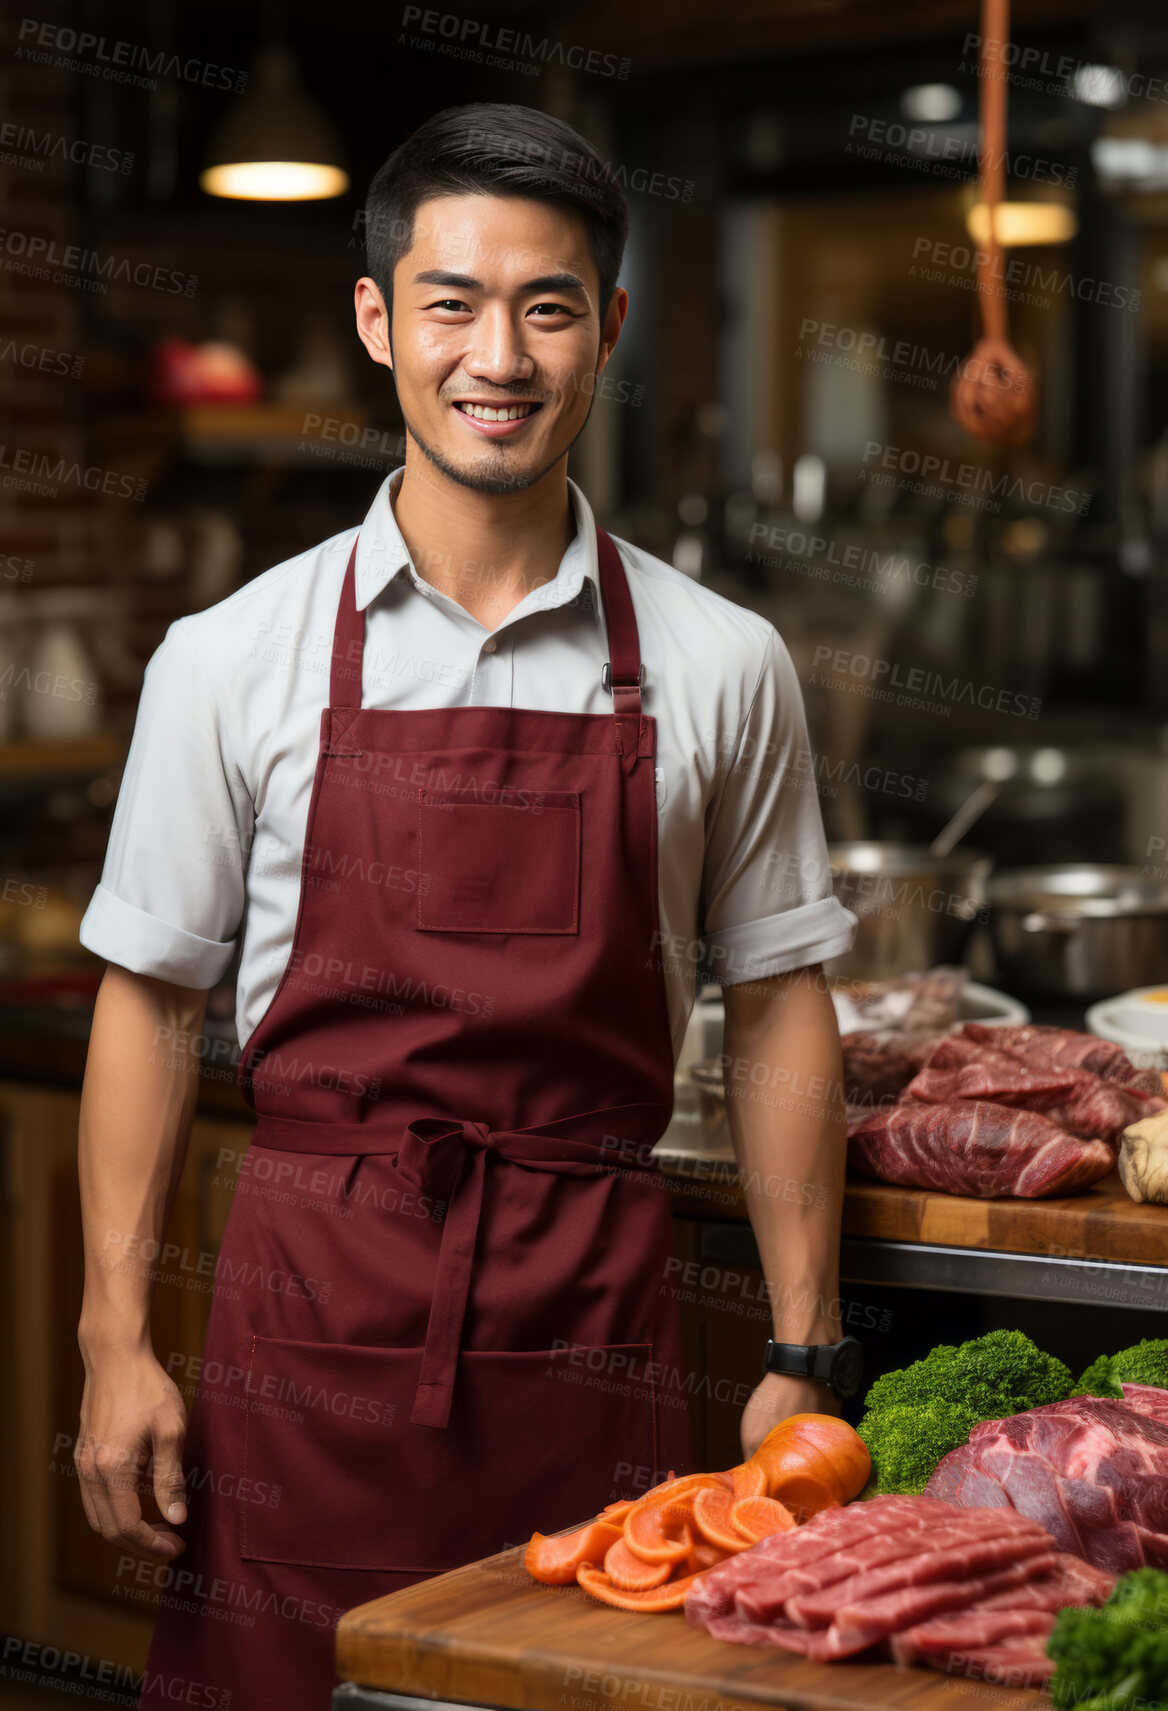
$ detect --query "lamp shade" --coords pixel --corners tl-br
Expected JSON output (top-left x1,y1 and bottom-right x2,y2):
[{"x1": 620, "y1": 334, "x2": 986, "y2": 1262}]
[{"x1": 200, "y1": 44, "x2": 348, "y2": 201}]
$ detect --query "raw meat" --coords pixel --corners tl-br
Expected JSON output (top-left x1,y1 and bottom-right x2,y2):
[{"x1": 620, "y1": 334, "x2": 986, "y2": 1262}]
[
  {"x1": 1120, "y1": 1382, "x2": 1168, "y2": 1425},
  {"x1": 925, "y1": 1394, "x2": 1168, "y2": 1571},
  {"x1": 960, "y1": 1021, "x2": 1163, "y2": 1094},
  {"x1": 841, "y1": 1029, "x2": 945, "y2": 1106},
  {"x1": 685, "y1": 1492, "x2": 1115, "y2": 1683},
  {"x1": 847, "y1": 1100, "x2": 1115, "y2": 1197},
  {"x1": 906, "y1": 1050, "x2": 1156, "y2": 1145}
]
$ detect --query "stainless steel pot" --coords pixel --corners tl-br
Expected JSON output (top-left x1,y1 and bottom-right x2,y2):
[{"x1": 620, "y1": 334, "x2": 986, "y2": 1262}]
[
  {"x1": 985, "y1": 865, "x2": 1168, "y2": 997},
  {"x1": 826, "y1": 842, "x2": 993, "y2": 982}
]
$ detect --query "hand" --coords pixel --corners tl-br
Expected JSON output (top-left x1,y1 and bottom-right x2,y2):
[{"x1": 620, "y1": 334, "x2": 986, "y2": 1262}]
[
  {"x1": 740, "y1": 1370, "x2": 841, "y2": 1460},
  {"x1": 75, "y1": 1344, "x2": 189, "y2": 1558}
]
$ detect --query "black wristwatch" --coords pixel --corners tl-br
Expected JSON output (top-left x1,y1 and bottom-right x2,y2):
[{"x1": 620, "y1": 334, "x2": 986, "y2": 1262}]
[{"x1": 762, "y1": 1335, "x2": 864, "y2": 1400}]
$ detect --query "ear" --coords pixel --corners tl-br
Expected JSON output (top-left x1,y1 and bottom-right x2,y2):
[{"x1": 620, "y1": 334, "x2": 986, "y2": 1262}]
[{"x1": 354, "y1": 277, "x2": 393, "y2": 372}]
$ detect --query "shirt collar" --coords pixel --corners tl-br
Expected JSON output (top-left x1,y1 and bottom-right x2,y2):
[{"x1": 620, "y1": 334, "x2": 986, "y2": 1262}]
[{"x1": 352, "y1": 465, "x2": 602, "y2": 624}]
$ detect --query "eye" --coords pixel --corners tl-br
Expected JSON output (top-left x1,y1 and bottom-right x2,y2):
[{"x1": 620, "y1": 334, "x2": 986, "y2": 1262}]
[
  {"x1": 427, "y1": 299, "x2": 471, "y2": 313},
  {"x1": 528, "y1": 301, "x2": 579, "y2": 318}
]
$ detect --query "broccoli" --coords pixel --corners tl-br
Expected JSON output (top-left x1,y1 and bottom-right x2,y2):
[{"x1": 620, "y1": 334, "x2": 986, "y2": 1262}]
[
  {"x1": 1047, "y1": 1567, "x2": 1168, "y2": 1711},
  {"x1": 1075, "y1": 1339, "x2": 1168, "y2": 1400},
  {"x1": 858, "y1": 1400, "x2": 982, "y2": 1495},
  {"x1": 858, "y1": 1330, "x2": 1074, "y2": 1495}
]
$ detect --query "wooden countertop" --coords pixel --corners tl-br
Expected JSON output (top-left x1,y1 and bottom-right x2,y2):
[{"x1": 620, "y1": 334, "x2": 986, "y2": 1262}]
[
  {"x1": 664, "y1": 1157, "x2": 1168, "y2": 1267},
  {"x1": 335, "y1": 1543, "x2": 1051, "y2": 1711}
]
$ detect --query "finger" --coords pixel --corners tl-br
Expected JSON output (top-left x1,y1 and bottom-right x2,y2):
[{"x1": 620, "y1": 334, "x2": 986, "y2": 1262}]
[
  {"x1": 74, "y1": 1439, "x2": 104, "y2": 1534},
  {"x1": 98, "y1": 1440, "x2": 184, "y2": 1557},
  {"x1": 150, "y1": 1418, "x2": 188, "y2": 1526}
]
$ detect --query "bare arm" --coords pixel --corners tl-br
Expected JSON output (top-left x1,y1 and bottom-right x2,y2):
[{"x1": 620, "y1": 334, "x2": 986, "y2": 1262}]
[
  {"x1": 721, "y1": 963, "x2": 848, "y2": 1455},
  {"x1": 76, "y1": 964, "x2": 209, "y2": 1556}
]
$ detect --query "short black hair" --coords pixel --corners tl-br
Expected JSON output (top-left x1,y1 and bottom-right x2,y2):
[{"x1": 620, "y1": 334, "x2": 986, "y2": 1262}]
[{"x1": 364, "y1": 102, "x2": 629, "y2": 317}]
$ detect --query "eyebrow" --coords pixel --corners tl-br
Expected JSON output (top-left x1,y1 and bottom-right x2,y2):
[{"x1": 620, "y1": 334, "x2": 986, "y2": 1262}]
[{"x1": 411, "y1": 269, "x2": 589, "y2": 298}]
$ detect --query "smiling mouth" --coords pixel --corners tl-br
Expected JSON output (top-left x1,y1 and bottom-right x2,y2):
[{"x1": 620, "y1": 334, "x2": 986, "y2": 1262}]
[{"x1": 452, "y1": 400, "x2": 544, "y2": 422}]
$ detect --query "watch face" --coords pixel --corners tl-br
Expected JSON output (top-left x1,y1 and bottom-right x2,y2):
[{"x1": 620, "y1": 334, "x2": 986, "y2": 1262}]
[{"x1": 833, "y1": 1339, "x2": 864, "y2": 1399}]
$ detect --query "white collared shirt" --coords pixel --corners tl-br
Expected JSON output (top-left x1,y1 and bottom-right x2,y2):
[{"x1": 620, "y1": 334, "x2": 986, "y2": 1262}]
[{"x1": 79, "y1": 468, "x2": 856, "y2": 1060}]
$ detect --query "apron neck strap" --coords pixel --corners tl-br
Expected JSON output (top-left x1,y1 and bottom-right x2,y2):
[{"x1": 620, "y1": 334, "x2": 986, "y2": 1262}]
[{"x1": 330, "y1": 521, "x2": 645, "y2": 720}]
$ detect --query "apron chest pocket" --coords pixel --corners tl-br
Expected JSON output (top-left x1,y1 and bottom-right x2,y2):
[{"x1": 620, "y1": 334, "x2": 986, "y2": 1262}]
[
  {"x1": 417, "y1": 788, "x2": 580, "y2": 934},
  {"x1": 237, "y1": 1336, "x2": 660, "y2": 1574}
]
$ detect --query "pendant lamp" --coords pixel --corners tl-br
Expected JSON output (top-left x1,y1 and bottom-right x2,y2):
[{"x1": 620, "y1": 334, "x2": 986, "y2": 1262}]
[{"x1": 200, "y1": 43, "x2": 348, "y2": 201}]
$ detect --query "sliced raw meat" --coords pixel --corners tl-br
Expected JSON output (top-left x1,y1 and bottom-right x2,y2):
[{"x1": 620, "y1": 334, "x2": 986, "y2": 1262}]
[
  {"x1": 823, "y1": 1551, "x2": 1062, "y2": 1658},
  {"x1": 785, "y1": 1528, "x2": 1053, "y2": 1628},
  {"x1": 683, "y1": 1495, "x2": 949, "y2": 1624},
  {"x1": 738, "y1": 1510, "x2": 1047, "y2": 1624},
  {"x1": 928, "y1": 1640, "x2": 1055, "y2": 1687},
  {"x1": 848, "y1": 1100, "x2": 1115, "y2": 1197},
  {"x1": 890, "y1": 1606, "x2": 1056, "y2": 1665}
]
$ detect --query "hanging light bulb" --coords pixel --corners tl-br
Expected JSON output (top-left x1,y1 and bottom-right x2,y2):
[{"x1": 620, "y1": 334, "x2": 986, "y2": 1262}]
[{"x1": 200, "y1": 44, "x2": 348, "y2": 201}]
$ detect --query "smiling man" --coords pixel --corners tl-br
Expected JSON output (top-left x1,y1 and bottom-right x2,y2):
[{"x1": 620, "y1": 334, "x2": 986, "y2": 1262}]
[{"x1": 76, "y1": 103, "x2": 858, "y2": 1709}]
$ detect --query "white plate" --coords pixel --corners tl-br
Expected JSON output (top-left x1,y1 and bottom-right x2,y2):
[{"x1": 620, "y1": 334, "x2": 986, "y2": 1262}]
[{"x1": 1087, "y1": 987, "x2": 1168, "y2": 1068}]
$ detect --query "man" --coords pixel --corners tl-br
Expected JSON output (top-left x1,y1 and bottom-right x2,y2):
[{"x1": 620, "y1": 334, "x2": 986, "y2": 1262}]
[{"x1": 76, "y1": 102, "x2": 858, "y2": 1709}]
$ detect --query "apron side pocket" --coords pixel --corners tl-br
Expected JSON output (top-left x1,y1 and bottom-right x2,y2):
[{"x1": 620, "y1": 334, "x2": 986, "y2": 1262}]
[{"x1": 237, "y1": 1338, "x2": 659, "y2": 1574}]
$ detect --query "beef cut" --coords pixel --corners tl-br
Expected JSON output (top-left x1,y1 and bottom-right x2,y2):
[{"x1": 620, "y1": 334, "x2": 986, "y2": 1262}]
[
  {"x1": 925, "y1": 1392, "x2": 1168, "y2": 1571},
  {"x1": 905, "y1": 1050, "x2": 1157, "y2": 1145},
  {"x1": 841, "y1": 1029, "x2": 946, "y2": 1107},
  {"x1": 847, "y1": 1100, "x2": 1115, "y2": 1197},
  {"x1": 961, "y1": 1021, "x2": 1164, "y2": 1095},
  {"x1": 684, "y1": 1492, "x2": 1114, "y2": 1685}
]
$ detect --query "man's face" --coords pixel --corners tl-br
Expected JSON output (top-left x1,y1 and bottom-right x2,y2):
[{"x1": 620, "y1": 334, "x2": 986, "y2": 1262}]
[{"x1": 363, "y1": 193, "x2": 625, "y2": 495}]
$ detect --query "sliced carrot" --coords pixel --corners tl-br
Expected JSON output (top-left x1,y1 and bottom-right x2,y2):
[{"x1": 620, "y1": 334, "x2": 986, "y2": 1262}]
[
  {"x1": 685, "y1": 1539, "x2": 735, "y2": 1573},
  {"x1": 523, "y1": 1520, "x2": 624, "y2": 1585},
  {"x1": 625, "y1": 1471, "x2": 731, "y2": 1516},
  {"x1": 730, "y1": 1495, "x2": 796, "y2": 1542},
  {"x1": 601, "y1": 1499, "x2": 635, "y2": 1523},
  {"x1": 623, "y1": 1502, "x2": 694, "y2": 1565},
  {"x1": 692, "y1": 1484, "x2": 753, "y2": 1552},
  {"x1": 577, "y1": 1563, "x2": 705, "y2": 1611},
  {"x1": 603, "y1": 1535, "x2": 673, "y2": 1591},
  {"x1": 728, "y1": 1460, "x2": 768, "y2": 1500}
]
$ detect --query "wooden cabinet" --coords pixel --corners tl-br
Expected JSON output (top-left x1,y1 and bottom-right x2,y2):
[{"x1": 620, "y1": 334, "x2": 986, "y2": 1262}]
[{"x1": 0, "y1": 1080, "x2": 251, "y2": 1671}]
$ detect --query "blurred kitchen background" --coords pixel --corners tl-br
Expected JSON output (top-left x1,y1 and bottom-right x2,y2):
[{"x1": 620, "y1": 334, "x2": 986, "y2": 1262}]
[{"x1": 4, "y1": 0, "x2": 1168, "y2": 1699}]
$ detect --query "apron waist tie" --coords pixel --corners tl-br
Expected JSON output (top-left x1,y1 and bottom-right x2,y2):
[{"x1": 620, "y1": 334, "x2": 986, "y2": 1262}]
[{"x1": 395, "y1": 1103, "x2": 668, "y2": 1430}]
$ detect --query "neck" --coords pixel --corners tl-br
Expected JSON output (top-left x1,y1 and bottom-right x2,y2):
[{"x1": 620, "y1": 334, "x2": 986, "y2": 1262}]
[{"x1": 391, "y1": 447, "x2": 576, "y2": 630}]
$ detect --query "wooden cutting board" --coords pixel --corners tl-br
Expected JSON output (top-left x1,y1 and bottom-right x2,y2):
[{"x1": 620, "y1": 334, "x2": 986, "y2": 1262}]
[{"x1": 335, "y1": 1544, "x2": 1053, "y2": 1711}]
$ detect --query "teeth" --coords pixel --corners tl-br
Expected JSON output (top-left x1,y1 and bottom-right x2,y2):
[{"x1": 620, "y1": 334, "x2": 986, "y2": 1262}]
[{"x1": 458, "y1": 402, "x2": 536, "y2": 421}]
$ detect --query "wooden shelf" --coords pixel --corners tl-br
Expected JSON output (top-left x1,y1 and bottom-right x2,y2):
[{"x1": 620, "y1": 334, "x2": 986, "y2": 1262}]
[{"x1": 0, "y1": 732, "x2": 123, "y2": 777}]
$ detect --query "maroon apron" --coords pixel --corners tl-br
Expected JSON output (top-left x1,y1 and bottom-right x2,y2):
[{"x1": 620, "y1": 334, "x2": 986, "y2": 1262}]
[{"x1": 137, "y1": 522, "x2": 695, "y2": 1710}]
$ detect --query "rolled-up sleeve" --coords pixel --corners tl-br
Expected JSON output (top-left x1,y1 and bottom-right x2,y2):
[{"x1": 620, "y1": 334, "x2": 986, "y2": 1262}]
[
  {"x1": 79, "y1": 621, "x2": 251, "y2": 987},
  {"x1": 700, "y1": 626, "x2": 857, "y2": 985}
]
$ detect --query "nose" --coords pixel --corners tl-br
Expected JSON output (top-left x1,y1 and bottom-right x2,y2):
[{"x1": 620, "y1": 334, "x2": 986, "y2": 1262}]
[{"x1": 462, "y1": 303, "x2": 535, "y2": 388}]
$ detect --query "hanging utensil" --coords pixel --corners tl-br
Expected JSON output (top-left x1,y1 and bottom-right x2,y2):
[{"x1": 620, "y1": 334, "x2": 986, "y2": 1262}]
[{"x1": 950, "y1": 0, "x2": 1038, "y2": 446}]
